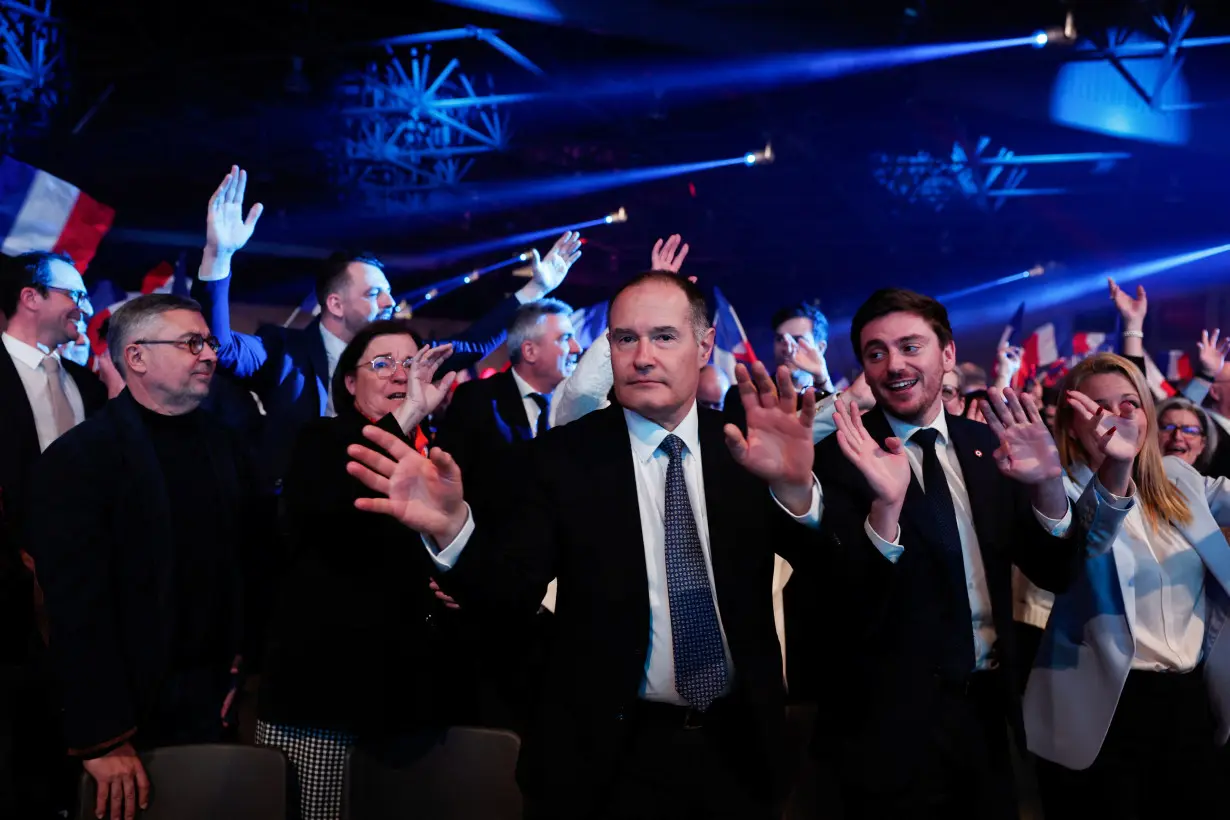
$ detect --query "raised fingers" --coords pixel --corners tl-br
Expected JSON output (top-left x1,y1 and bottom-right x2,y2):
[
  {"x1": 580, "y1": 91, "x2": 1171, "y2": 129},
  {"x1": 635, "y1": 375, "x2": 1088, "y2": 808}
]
[{"x1": 774, "y1": 365, "x2": 795, "y2": 414}]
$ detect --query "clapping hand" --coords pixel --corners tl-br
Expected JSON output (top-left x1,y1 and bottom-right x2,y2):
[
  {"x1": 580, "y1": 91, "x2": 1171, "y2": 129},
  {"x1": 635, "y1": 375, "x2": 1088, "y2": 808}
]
[
  {"x1": 1198, "y1": 328, "x2": 1230, "y2": 378},
  {"x1": 785, "y1": 334, "x2": 831, "y2": 388},
  {"x1": 724, "y1": 362, "x2": 816, "y2": 513},
  {"x1": 206, "y1": 165, "x2": 263, "y2": 255},
  {"x1": 347, "y1": 427, "x2": 468, "y2": 544},
  {"x1": 1065, "y1": 389, "x2": 1142, "y2": 466},
  {"x1": 977, "y1": 387, "x2": 1062, "y2": 484},
  {"x1": 393, "y1": 344, "x2": 457, "y2": 436},
  {"x1": 527, "y1": 231, "x2": 583, "y2": 297},
  {"x1": 832, "y1": 399, "x2": 910, "y2": 505},
  {"x1": 650, "y1": 234, "x2": 691, "y2": 276}
]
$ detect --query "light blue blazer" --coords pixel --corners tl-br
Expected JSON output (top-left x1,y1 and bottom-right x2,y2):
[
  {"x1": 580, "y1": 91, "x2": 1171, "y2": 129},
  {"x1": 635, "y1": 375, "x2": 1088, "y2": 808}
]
[{"x1": 1024, "y1": 457, "x2": 1230, "y2": 770}]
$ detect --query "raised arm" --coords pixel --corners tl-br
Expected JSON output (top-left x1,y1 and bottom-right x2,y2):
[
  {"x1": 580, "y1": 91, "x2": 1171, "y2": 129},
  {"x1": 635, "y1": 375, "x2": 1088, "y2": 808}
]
[{"x1": 196, "y1": 166, "x2": 270, "y2": 379}]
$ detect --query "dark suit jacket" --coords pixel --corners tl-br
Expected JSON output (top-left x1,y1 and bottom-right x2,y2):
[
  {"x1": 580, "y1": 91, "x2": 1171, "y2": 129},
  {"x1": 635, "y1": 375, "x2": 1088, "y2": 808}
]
[
  {"x1": 198, "y1": 276, "x2": 519, "y2": 491},
  {"x1": 258, "y1": 412, "x2": 456, "y2": 736},
  {"x1": 806, "y1": 408, "x2": 1083, "y2": 788},
  {"x1": 0, "y1": 347, "x2": 106, "y2": 673},
  {"x1": 24, "y1": 391, "x2": 249, "y2": 755},
  {"x1": 433, "y1": 369, "x2": 533, "y2": 478},
  {"x1": 437, "y1": 404, "x2": 819, "y2": 813},
  {"x1": 0, "y1": 345, "x2": 106, "y2": 541}
]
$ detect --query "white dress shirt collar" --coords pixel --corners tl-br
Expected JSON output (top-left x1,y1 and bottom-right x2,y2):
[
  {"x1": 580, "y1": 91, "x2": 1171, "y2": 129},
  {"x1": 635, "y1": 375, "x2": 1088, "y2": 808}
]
[
  {"x1": 510, "y1": 367, "x2": 540, "y2": 400},
  {"x1": 624, "y1": 402, "x2": 701, "y2": 464},
  {"x1": 884, "y1": 404, "x2": 951, "y2": 447},
  {"x1": 319, "y1": 323, "x2": 348, "y2": 375},
  {"x1": 2, "y1": 332, "x2": 54, "y2": 367}
]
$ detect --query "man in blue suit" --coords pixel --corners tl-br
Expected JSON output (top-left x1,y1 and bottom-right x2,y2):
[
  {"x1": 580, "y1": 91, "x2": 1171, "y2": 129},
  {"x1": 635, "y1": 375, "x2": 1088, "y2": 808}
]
[{"x1": 195, "y1": 166, "x2": 582, "y2": 492}]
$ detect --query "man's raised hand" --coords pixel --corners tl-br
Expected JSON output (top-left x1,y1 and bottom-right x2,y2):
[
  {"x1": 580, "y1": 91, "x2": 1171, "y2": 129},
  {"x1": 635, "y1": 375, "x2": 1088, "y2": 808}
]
[
  {"x1": 650, "y1": 234, "x2": 690, "y2": 274},
  {"x1": 832, "y1": 399, "x2": 910, "y2": 505},
  {"x1": 206, "y1": 165, "x2": 263, "y2": 256}
]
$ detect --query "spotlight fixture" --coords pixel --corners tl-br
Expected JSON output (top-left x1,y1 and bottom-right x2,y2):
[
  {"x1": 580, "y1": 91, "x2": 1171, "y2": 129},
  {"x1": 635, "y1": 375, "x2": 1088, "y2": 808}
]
[
  {"x1": 604, "y1": 206, "x2": 628, "y2": 224},
  {"x1": 462, "y1": 270, "x2": 480, "y2": 284},
  {"x1": 1033, "y1": 12, "x2": 1077, "y2": 48},
  {"x1": 424, "y1": 288, "x2": 439, "y2": 301},
  {"x1": 1027, "y1": 264, "x2": 1046, "y2": 278},
  {"x1": 745, "y1": 142, "x2": 774, "y2": 166}
]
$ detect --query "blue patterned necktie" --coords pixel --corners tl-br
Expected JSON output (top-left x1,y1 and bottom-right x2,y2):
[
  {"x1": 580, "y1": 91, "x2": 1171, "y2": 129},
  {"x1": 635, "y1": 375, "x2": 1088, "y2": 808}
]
[{"x1": 659, "y1": 433, "x2": 728, "y2": 711}]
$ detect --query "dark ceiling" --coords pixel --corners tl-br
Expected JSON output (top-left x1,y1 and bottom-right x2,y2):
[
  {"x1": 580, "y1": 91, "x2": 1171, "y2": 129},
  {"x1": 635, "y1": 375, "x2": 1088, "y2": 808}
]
[{"x1": 21, "y1": 0, "x2": 1230, "y2": 357}]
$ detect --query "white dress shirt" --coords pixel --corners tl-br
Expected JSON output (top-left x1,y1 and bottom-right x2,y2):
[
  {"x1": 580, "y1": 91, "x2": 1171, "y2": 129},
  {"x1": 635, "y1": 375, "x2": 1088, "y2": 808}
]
[
  {"x1": 1082, "y1": 468, "x2": 1208, "y2": 672},
  {"x1": 864, "y1": 410, "x2": 1072, "y2": 670},
  {"x1": 320, "y1": 323, "x2": 348, "y2": 417},
  {"x1": 423, "y1": 401, "x2": 822, "y2": 704},
  {"x1": 510, "y1": 368, "x2": 548, "y2": 436},
  {"x1": 3, "y1": 332, "x2": 86, "y2": 452}
]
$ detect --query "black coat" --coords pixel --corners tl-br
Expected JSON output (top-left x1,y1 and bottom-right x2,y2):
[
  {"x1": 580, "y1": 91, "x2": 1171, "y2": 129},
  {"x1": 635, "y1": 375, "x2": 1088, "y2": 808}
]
[
  {"x1": 436, "y1": 404, "x2": 820, "y2": 813},
  {"x1": 24, "y1": 391, "x2": 250, "y2": 755},
  {"x1": 257, "y1": 411, "x2": 457, "y2": 736}
]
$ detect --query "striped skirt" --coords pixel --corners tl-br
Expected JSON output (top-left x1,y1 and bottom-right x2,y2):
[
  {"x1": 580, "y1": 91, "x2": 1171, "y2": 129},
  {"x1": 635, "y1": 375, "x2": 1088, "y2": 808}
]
[{"x1": 255, "y1": 720, "x2": 357, "y2": 820}]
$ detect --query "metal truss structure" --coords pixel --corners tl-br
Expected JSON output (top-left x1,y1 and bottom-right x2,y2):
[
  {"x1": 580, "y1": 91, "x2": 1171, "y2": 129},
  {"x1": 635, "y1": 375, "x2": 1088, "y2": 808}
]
[
  {"x1": 0, "y1": 0, "x2": 61, "y2": 148},
  {"x1": 872, "y1": 136, "x2": 1130, "y2": 213},
  {"x1": 1071, "y1": 5, "x2": 1230, "y2": 112},
  {"x1": 334, "y1": 27, "x2": 542, "y2": 213}
]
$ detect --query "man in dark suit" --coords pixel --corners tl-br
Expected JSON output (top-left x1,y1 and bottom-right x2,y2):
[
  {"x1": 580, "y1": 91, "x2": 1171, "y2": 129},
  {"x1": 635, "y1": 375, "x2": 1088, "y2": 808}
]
[
  {"x1": 348, "y1": 272, "x2": 829, "y2": 818},
  {"x1": 0, "y1": 251, "x2": 107, "y2": 819},
  {"x1": 435, "y1": 297, "x2": 580, "y2": 477},
  {"x1": 194, "y1": 165, "x2": 582, "y2": 491},
  {"x1": 810, "y1": 288, "x2": 1080, "y2": 819},
  {"x1": 27, "y1": 294, "x2": 254, "y2": 820}
]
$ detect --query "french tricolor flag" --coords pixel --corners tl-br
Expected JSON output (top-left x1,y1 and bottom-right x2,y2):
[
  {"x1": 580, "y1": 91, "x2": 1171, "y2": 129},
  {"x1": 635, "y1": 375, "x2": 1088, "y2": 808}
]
[
  {"x1": 0, "y1": 156, "x2": 114, "y2": 271},
  {"x1": 712, "y1": 286, "x2": 758, "y2": 385}
]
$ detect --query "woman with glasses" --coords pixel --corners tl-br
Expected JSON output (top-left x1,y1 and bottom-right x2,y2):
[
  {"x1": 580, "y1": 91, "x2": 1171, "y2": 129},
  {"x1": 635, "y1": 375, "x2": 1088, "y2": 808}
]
[
  {"x1": 1156, "y1": 396, "x2": 1219, "y2": 473},
  {"x1": 254, "y1": 319, "x2": 460, "y2": 820},
  {"x1": 1024, "y1": 353, "x2": 1230, "y2": 818}
]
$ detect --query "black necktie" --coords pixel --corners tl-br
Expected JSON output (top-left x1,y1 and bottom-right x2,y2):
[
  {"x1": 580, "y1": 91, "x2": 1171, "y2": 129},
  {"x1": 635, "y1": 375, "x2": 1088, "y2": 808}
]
[
  {"x1": 529, "y1": 393, "x2": 550, "y2": 438},
  {"x1": 909, "y1": 427, "x2": 976, "y2": 681}
]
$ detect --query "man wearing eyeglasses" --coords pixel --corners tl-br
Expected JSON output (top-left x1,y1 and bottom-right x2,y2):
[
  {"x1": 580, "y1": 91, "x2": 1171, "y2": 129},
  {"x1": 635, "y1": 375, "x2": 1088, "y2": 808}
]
[
  {"x1": 25, "y1": 294, "x2": 255, "y2": 820},
  {"x1": 0, "y1": 250, "x2": 108, "y2": 817}
]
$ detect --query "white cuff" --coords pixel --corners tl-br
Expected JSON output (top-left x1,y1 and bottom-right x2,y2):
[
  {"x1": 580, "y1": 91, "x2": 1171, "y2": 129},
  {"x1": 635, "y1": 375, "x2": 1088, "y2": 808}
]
[
  {"x1": 515, "y1": 283, "x2": 544, "y2": 304},
  {"x1": 771, "y1": 474, "x2": 823, "y2": 529},
  {"x1": 864, "y1": 517, "x2": 904, "y2": 563},
  {"x1": 420, "y1": 504, "x2": 474, "y2": 571},
  {"x1": 1033, "y1": 501, "x2": 1074, "y2": 537}
]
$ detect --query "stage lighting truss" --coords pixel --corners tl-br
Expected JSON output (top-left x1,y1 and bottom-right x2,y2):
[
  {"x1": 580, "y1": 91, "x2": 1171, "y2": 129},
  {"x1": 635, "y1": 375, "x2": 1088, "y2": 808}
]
[
  {"x1": 1069, "y1": 5, "x2": 1230, "y2": 111},
  {"x1": 0, "y1": 0, "x2": 62, "y2": 148},
  {"x1": 334, "y1": 27, "x2": 541, "y2": 213},
  {"x1": 872, "y1": 136, "x2": 1130, "y2": 213}
]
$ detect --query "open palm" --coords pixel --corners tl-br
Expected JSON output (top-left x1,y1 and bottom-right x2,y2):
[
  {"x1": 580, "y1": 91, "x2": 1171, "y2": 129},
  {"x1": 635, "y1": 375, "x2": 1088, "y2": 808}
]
[
  {"x1": 1108, "y1": 278, "x2": 1147, "y2": 324},
  {"x1": 725, "y1": 363, "x2": 815, "y2": 486},
  {"x1": 207, "y1": 165, "x2": 263, "y2": 254},
  {"x1": 979, "y1": 387, "x2": 1062, "y2": 484},
  {"x1": 395, "y1": 344, "x2": 457, "y2": 434},
  {"x1": 832, "y1": 401, "x2": 910, "y2": 503},
  {"x1": 347, "y1": 426, "x2": 467, "y2": 541},
  {"x1": 530, "y1": 231, "x2": 583, "y2": 293}
]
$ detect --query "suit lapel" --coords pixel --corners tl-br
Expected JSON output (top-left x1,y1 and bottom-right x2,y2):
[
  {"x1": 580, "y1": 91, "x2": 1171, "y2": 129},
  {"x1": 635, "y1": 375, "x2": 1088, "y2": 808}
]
[
  {"x1": 0, "y1": 344, "x2": 39, "y2": 455},
  {"x1": 304, "y1": 319, "x2": 331, "y2": 413},
  {"x1": 494, "y1": 371, "x2": 533, "y2": 442},
  {"x1": 946, "y1": 417, "x2": 1005, "y2": 566},
  {"x1": 586, "y1": 406, "x2": 649, "y2": 600}
]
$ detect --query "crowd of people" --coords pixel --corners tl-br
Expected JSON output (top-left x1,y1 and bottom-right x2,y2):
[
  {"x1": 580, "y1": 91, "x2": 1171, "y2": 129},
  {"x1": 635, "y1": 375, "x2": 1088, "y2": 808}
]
[{"x1": 3, "y1": 164, "x2": 1230, "y2": 820}]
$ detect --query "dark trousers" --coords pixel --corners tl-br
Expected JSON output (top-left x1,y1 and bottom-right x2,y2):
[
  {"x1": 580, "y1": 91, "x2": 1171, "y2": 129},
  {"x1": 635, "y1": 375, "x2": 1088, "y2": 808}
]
[
  {"x1": 1036, "y1": 667, "x2": 1217, "y2": 819},
  {"x1": 841, "y1": 671, "x2": 1017, "y2": 820},
  {"x1": 525, "y1": 700, "x2": 775, "y2": 820},
  {"x1": 0, "y1": 656, "x2": 71, "y2": 820}
]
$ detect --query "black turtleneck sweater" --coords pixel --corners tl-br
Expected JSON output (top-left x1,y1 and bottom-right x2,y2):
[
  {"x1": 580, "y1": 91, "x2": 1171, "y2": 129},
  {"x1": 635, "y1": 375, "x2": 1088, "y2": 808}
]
[{"x1": 136, "y1": 403, "x2": 231, "y2": 669}]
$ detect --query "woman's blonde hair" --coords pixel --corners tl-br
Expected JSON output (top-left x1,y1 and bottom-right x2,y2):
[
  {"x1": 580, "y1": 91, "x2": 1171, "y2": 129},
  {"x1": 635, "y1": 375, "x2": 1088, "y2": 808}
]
[{"x1": 1054, "y1": 352, "x2": 1191, "y2": 530}]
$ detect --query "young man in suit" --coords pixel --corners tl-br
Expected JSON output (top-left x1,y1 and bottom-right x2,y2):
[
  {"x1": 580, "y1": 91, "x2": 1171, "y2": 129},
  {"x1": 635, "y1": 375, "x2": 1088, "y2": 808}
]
[
  {"x1": 346, "y1": 272, "x2": 843, "y2": 818},
  {"x1": 194, "y1": 166, "x2": 582, "y2": 493},
  {"x1": 435, "y1": 298, "x2": 580, "y2": 477},
  {"x1": 27, "y1": 294, "x2": 256, "y2": 820},
  {"x1": 0, "y1": 251, "x2": 107, "y2": 819},
  {"x1": 812, "y1": 288, "x2": 1081, "y2": 819}
]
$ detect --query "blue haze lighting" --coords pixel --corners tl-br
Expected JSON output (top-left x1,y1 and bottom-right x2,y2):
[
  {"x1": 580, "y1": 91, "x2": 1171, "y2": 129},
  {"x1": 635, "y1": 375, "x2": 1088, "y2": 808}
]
[{"x1": 939, "y1": 266, "x2": 1045, "y2": 302}]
